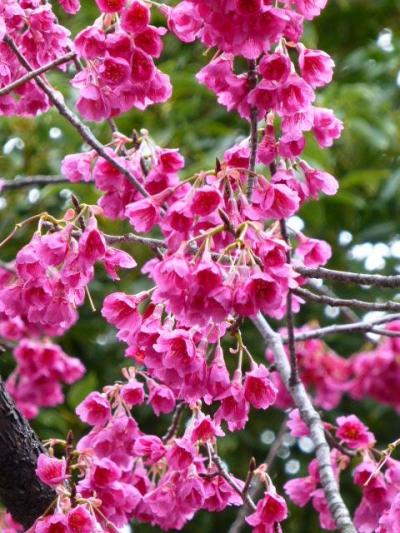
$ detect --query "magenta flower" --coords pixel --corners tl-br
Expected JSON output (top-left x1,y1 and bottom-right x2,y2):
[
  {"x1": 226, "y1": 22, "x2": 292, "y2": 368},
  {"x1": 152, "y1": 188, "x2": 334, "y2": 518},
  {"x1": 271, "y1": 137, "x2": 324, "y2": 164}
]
[
  {"x1": 246, "y1": 491, "x2": 288, "y2": 530},
  {"x1": 120, "y1": 381, "x2": 145, "y2": 407},
  {"x1": 133, "y1": 435, "x2": 166, "y2": 464},
  {"x1": 336, "y1": 415, "x2": 375, "y2": 450},
  {"x1": 121, "y1": 1, "x2": 150, "y2": 34},
  {"x1": 147, "y1": 381, "x2": 176, "y2": 415},
  {"x1": 36, "y1": 454, "x2": 67, "y2": 487},
  {"x1": 299, "y1": 46, "x2": 335, "y2": 88},
  {"x1": 95, "y1": 0, "x2": 126, "y2": 13},
  {"x1": 66, "y1": 505, "x2": 95, "y2": 533},
  {"x1": 243, "y1": 364, "x2": 278, "y2": 409},
  {"x1": 76, "y1": 391, "x2": 112, "y2": 426},
  {"x1": 191, "y1": 186, "x2": 222, "y2": 216},
  {"x1": 296, "y1": 235, "x2": 332, "y2": 268}
]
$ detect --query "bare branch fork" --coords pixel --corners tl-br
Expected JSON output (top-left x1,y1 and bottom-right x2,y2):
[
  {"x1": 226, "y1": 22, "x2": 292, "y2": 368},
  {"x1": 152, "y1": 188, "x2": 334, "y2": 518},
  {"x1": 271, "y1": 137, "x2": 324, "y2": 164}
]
[{"x1": 252, "y1": 314, "x2": 356, "y2": 533}]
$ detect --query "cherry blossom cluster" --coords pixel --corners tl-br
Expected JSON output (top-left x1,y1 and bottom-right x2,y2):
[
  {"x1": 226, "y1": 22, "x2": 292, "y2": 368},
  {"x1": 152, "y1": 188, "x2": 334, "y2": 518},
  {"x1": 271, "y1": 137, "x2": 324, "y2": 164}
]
[
  {"x1": 28, "y1": 367, "x2": 287, "y2": 532},
  {"x1": 0, "y1": 0, "x2": 71, "y2": 116},
  {"x1": 6, "y1": 339, "x2": 85, "y2": 420},
  {"x1": 277, "y1": 321, "x2": 400, "y2": 414},
  {"x1": 0, "y1": 211, "x2": 134, "y2": 420},
  {"x1": 0, "y1": 0, "x2": 171, "y2": 121},
  {"x1": 61, "y1": 134, "x2": 185, "y2": 221},
  {"x1": 166, "y1": 0, "x2": 343, "y2": 166},
  {"x1": 72, "y1": 1, "x2": 171, "y2": 121},
  {"x1": 0, "y1": 216, "x2": 135, "y2": 338}
]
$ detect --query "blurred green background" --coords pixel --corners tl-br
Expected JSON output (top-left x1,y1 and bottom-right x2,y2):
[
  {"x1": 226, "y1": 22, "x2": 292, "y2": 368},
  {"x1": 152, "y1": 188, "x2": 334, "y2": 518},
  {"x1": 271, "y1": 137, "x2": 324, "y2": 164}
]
[{"x1": 1, "y1": 0, "x2": 400, "y2": 531}]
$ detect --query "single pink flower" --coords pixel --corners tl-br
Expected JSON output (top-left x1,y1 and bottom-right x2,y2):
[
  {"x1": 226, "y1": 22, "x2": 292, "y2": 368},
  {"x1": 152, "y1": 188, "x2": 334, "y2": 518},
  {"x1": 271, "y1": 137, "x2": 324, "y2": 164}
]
[
  {"x1": 121, "y1": 1, "x2": 150, "y2": 34},
  {"x1": 66, "y1": 505, "x2": 95, "y2": 533},
  {"x1": 36, "y1": 454, "x2": 67, "y2": 487},
  {"x1": 76, "y1": 391, "x2": 112, "y2": 426},
  {"x1": 336, "y1": 415, "x2": 375, "y2": 450},
  {"x1": 299, "y1": 46, "x2": 334, "y2": 88},
  {"x1": 243, "y1": 364, "x2": 278, "y2": 409},
  {"x1": 246, "y1": 490, "x2": 288, "y2": 528}
]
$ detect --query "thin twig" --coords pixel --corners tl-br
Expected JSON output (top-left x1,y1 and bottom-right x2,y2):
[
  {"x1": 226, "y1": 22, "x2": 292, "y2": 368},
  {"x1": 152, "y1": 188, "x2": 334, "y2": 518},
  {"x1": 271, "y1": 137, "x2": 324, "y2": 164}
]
[
  {"x1": 0, "y1": 51, "x2": 76, "y2": 97},
  {"x1": 209, "y1": 446, "x2": 257, "y2": 512},
  {"x1": 308, "y1": 280, "x2": 359, "y2": 323},
  {"x1": 104, "y1": 233, "x2": 166, "y2": 253},
  {"x1": 246, "y1": 59, "x2": 259, "y2": 200},
  {"x1": 162, "y1": 402, "x2": 185, "y2": 443},
  {"x1": 297, "y1": 266, "x2": 400, "y2": 289},
  {"x1": 253, "y1": 314, "x2": 356, "y2": 533},
  {"x1": 228, "y1": 422, "x2": 287, "y2": 533},
  {"x1": 295, "y1": 286, "x2": 400, "y2": 312},
  {"x1": 4, "y1": 35, "x2": 149, "y2": 199},
  {"x1": 1, "y1": 176, "x2": 72, "y2": 191},
  {"x1": 280, "y1": 219, "x2": 299, "y2": 385},
  {"x1": 285, "y1": 313, "x2": 400, "y2": 343}
]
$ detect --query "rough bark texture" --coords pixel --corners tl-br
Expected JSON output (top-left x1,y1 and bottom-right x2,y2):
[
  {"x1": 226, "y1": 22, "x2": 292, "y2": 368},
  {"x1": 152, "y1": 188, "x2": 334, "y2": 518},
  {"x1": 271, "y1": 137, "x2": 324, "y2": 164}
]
[{"x1": 0, "y1": 379, "x2": 56, "y2": 529}]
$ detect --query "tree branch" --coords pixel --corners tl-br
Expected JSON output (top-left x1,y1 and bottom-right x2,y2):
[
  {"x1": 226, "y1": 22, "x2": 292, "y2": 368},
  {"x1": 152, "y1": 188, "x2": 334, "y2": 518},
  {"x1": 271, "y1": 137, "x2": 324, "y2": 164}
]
[
  {"x1": 0, "y1": 379, "x2": 56, "y2": 529},
  {"x1": 295, "y1": 286, "x2": 400, "y2": 312},
  {"x1": 1, "y1": 175, "x2": 72, "y2": 192},
  {"x1": 252, "y1": 314, "x2": 356, "y2": 533},
  {"x1": 246, "y1": 59, "x2": 259, "y2": 200},
  {"x1": 0, "y1": 52, "x2": 76, "y2": 97},
  {"x1": 208, "y1": 446, "x2": 257, "y2": 512},
  {"x1": 297, "y1": 266, "x2": 400, "y2": 289},
  {"x1": 308, "y1": 280, "x2": 360, "y2": 323},
  {"x1": 280, "y1": 219, "x2": 299, "y2": 385},
  {"x1": 4, "y1": 35, "x2": 149, "y2": 199},
  {"x1": 104, "y1": 232, "x2": 166, "y2": 253},
  {"x1": 286, "y1": 313, "x2": 400, "y2": 343}
]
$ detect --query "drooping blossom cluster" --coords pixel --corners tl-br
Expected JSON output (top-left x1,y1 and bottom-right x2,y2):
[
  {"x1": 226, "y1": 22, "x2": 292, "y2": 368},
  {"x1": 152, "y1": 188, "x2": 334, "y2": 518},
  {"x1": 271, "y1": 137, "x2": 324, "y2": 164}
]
[
  {"x1": 26, "y1": 367, "x2": 287, "y2": 532},
  {"x1": 0, "y1": 0, "x2": 71, "y2": 116},
  {"x1": 6, "y1": 339, "x2": 85, "y2": 419},
  {"x1": 61, "y1": 134, "x2": 185, "y2": 221},
  {"x1": 72, "y1": 1, "x2": 171, "y2": 120},
  {"x1": 0, "y1": 211, "x2": 134, "y2": 419},
  {"x1": 0, "y1": 0, "x2": 171, "y2": 121},
  {"x1": 165, "y1": 0, "x2": 342, "y2": 173},
  {"x1": 0, "y1": 216, "x2": 135, "y2": 337}
]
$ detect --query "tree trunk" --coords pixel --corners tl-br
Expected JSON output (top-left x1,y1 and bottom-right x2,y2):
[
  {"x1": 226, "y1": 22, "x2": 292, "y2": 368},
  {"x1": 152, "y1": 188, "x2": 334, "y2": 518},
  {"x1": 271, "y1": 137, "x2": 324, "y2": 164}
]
[{"x1": 0, "y1": 379, "x2": 56, "y2": 529}]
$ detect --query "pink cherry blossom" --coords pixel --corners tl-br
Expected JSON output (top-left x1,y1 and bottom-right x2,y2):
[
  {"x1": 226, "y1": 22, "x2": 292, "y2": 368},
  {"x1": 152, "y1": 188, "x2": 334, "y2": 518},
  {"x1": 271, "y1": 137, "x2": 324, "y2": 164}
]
[
  {"x1": 243, "y1": 364, "x2": 278, "y2": 409},
  {"x1": 36, "y1": 454, "x2": 67, "y2": 487},
  {"x1": 336, "y1": 415, "x2": 376, "y2": 450},
  {"x1": 76, "y1": 391, "x2": 112, "y2": 426}
]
